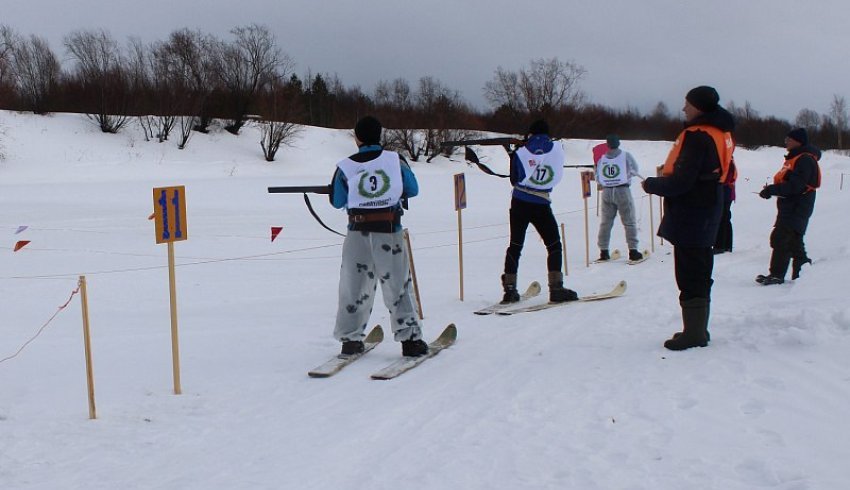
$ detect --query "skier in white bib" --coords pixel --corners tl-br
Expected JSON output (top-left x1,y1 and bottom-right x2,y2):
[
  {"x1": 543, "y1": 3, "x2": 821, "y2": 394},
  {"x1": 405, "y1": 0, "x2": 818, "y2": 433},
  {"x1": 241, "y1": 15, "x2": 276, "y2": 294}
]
[
  {"x1": 595, "y1": 134, "x2": 642, "y2": 262},
  {"x1": 500, "y1": 120, "x2": 578, "y2": 304},
  {"x1": 329, "y1": 116, "x2": 427, "y2": 357}
]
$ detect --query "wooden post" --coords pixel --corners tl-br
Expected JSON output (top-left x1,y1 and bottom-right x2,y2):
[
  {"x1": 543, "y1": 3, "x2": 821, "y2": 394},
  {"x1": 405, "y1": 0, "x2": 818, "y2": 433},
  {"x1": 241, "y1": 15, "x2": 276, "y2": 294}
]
[
  {"x1": 596, "y1": 189, "x2": 600, "y2": 217},
  {"x1": 453, "y1": 173, "x2": 467, "y2": 302},
  {"x1": 167, "y1": 241, "x2": 182, "y2": 395},
  {"x1": 659, "y1": 196, "x2": 664, "y2": 246},
  {"x1": 560, "y1": 222, "x2": 569, "y2": 277},
  {"x1": 79, "y1": 276, "x2": 97, "y2": 420},
  {"x1": 648, "y1": 193, "x2": 655, "y2": 253},
  {"x1": 583, "y1": 196, "x2": 590, "y2": 268},
  {"x1": 457, "y1": 208, "x2": 464, "y2": 301},
  {"x1": 403, "y1": 229, "x2": 424, "y2": 319}
]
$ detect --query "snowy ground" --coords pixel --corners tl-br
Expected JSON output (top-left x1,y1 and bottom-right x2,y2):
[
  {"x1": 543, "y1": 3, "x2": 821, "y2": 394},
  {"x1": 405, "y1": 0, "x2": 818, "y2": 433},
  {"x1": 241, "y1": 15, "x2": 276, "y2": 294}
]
[{"x1": 0, "y1": 111, "x2": 849, "y2": 489}]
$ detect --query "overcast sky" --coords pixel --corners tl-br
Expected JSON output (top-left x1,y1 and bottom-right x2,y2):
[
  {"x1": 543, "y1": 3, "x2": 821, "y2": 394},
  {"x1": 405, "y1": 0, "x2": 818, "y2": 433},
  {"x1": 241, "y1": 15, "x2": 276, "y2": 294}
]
[{"x1": 5, "y1": 0, "x2": 849, "y2": 122}]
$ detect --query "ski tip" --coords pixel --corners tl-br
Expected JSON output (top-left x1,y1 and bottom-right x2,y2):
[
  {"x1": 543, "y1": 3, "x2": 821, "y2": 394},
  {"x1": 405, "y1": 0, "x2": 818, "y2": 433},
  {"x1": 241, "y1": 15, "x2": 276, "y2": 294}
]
[
  {"x1": 308, "y1": 371, "x2": 331, "y2": 379},
  {"x1": 438, "y1": 323, "x2": 458, "y2": 342},
  {"x1": 616, "y1": 280, "x2": 627, "y2": 293},
  {"x1": 365, "y1": 325, "x2": 384, "y2": 343}
]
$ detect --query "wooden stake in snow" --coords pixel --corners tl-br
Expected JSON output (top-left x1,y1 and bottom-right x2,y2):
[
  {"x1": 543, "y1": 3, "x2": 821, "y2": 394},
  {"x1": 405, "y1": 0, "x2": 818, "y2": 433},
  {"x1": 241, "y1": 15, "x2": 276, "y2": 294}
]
[
  {"x1": 79, "y1": 275, "x2": 97, "y2": 420},
  {"x1": 454, "y1": 173, "x2": 467, "y2": 301},
  {"x1": 152, "y1": 185, "x2": 188, "y2": 395},
  {"x1": 403, "y1": 229, "x2": 424, "y2": 319},
  {"x1": 580, "y1": 171, "x2": 593, "y2": 267}
]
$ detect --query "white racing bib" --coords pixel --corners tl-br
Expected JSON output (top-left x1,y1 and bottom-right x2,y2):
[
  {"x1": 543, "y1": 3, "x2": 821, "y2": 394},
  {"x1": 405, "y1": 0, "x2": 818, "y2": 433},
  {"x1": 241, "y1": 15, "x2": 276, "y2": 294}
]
[
  {"x1": 515, "y1": 143, "x2": 564, "y2": 191},
  {"x1": 337, "y1": 150, "x2": 404, "y2": 209},
  {"x1": 597, "y1": 152, "x2": 630, "y2": 187}
]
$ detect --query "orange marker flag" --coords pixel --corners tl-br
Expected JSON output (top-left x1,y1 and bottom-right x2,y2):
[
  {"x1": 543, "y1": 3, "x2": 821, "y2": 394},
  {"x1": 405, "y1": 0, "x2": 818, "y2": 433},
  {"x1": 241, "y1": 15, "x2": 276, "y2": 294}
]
[
  {"x1": 271, "y1": 226, "x2": 283, "y2": 242},
  {"x1": 13, "y1": 240, "x2": 31, "y2": 252}
]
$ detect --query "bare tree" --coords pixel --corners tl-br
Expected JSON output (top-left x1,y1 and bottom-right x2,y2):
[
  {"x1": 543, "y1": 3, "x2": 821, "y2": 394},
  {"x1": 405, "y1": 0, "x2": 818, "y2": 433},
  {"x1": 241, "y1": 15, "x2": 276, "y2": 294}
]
[
  {"x1": 485, "y1": 57, "x2": 586, "y2": 121},
  {"x1": 216, "y1": 24, "x2": 293, "y2": 134},
  {"x1": 830, "y1": 94, "x2": 848, "y2": 149},
  {"x1": 10, "y1": 34, "x2": 60, "y2": 114},
  {"x1": 0, "y1": 25, "x2": 15, "y2": 89},
  {"x1": 257, "y1": 77, "x2": 301, "y2": 161},
  {"x1": 65, "y1": 29, "x2": 132, "y2": 133},
  {"x1": 163, "y1": 28, "x2": 218, "y2": 133},
  {"x1": 794, "y1": 108, "x2": 820, "y2": 133}
]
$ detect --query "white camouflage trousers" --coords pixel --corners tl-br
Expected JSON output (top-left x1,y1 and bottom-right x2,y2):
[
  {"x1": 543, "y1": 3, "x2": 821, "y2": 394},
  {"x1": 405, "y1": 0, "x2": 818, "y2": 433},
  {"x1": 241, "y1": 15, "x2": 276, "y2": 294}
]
[
  {"x1": 333, "y1": 230, "x2": 422, "y2": 342},
  {"x1": 597, "y1": 185, "x2": 639, "y2": 250}
]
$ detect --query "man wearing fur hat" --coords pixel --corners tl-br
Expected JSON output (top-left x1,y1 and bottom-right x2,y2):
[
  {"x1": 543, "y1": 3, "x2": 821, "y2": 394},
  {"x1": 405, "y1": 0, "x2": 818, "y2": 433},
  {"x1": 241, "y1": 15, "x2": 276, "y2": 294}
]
[
  {"x1": 328, "y1": 116, "x2": 428, "y2": 357},
  {"x1": 642, "y1": 86, "x2": 735, "y2": 351},
  {"x1": 756, "y1": 128, "x2": 821, "y2": 285}
]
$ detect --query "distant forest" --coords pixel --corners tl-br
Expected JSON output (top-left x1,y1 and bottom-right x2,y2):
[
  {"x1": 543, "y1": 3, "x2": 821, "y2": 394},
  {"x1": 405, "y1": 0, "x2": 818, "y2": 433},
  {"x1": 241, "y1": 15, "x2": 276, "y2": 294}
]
[{"x1": 1, "y1": 23, "x2": 848, "y2": 161}]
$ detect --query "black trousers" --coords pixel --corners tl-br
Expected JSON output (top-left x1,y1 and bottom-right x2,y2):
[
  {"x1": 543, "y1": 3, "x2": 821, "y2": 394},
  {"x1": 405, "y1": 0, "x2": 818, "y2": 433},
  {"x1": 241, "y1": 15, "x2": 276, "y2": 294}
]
[
  {"x1": 769, "y1": 224, "x2": 805, "y2": 279},
  {"x1": 674, "y1": 246, "x2": 715, "y2": 302},
  {"x1": 503, "y1": 199, "x2": 563, "y2": 275}
]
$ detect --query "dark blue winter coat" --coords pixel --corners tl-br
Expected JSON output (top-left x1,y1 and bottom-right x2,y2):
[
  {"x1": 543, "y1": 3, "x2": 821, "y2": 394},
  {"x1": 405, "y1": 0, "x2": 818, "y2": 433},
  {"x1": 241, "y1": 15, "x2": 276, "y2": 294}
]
[
  {"x1": 642, "y1": 107, "x2": 736, "y2": 247},
  {"x1": 762, "y1": 144, "x2": 821, "y2": 234}
]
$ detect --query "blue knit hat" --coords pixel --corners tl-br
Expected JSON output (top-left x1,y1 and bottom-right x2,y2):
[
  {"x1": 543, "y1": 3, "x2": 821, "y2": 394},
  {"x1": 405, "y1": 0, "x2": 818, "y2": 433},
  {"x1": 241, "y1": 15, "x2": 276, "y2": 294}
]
[{"x1": 606, "y1": 134, "x2": 620, "y2": 149}]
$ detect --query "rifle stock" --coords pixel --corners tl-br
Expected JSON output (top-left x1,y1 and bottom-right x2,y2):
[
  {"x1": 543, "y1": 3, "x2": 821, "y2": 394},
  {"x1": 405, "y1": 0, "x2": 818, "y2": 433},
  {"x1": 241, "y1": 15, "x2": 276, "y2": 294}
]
[{"x1": 268, "y1": 185, "x2": 331, "y2": 194}]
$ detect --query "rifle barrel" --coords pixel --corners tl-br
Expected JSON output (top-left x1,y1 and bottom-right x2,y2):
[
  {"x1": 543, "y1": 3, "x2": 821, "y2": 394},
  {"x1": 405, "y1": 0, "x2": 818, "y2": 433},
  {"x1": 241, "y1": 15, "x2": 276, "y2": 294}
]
[{"x1": 268, "y1": 185, "x2": 331, "y2": 194}]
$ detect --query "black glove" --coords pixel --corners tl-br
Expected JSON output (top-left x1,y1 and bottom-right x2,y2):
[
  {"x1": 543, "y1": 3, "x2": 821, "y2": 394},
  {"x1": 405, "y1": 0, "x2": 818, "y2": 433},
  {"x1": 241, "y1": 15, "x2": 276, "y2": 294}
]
[{"x1": 759, "y1": 187, "x2": 772, "y2": 199}]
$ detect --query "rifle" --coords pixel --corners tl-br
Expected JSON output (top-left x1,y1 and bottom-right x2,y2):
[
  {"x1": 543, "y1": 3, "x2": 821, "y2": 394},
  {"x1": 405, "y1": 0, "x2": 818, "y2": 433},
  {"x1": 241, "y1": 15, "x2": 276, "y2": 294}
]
[
  {"x1": 439, "y1": 137, "x2": 523, "y2": 148},
  {"x1": 267, "y1": 185, "x2": 330, "y2": 194},
  {"x1": 267, "y1": 185, "x2": 343, "y2": 236}
]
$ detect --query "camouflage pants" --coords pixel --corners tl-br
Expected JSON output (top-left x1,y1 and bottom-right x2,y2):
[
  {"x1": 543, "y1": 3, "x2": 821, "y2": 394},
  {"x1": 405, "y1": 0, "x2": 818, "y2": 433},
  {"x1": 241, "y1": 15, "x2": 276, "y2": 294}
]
[{"x1": 333, "y1": 230, "x2": 422, "y2": 342}]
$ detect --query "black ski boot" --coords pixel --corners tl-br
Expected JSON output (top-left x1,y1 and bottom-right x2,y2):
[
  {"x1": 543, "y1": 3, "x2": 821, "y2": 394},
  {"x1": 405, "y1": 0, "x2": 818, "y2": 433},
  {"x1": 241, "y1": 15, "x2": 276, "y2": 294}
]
[
  {"x1": 500, "y1": 273, "x2": 520, "y2": 304},
  {"x1": 401, "y1": 339, "x2": 429, "y2": 357},
  {"x1": 598, "y1": 249, "x2": 611, "y2": 261},
  {"x1": 628, "y1": 249, "x2": 643, "y2": 261},
  {"x1": 759, "y1": 275, "x2": 784, "y2": 286},
  {"x1": 548, "y1": 271, "x2": 578, "y2": 303},
  {"x1": 340, "y1": 340, "x2": 365, "y2": 356}
]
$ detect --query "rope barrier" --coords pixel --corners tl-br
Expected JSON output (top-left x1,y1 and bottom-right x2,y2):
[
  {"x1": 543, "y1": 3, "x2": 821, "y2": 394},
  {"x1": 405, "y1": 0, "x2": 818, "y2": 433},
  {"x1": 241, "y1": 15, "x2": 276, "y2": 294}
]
[{"x1": 0, "y1": 281, "x2": 81, "y2": 365}]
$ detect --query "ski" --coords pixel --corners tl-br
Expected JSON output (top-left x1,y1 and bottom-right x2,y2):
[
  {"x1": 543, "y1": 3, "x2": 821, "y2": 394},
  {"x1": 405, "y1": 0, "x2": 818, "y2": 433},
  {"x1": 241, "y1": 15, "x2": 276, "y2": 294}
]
[
  {"x1": 473, "y1": 281, "x2": 543, "y2": 315},
  {"x1": 627, "y1": 249, "x2": 651, "y2": 265},
  {"x1": 495, "y1": 281, "x2": 627, "y2": 315},
  {"x1": 370, "y1": 324, "x2": 457, "y2": 380},
  {"x1": 308, "y1": 325, "x2": 384, "y2": 378},
  {"x1": 593, "y1": 249, "x2": 622, "y2": 264}
]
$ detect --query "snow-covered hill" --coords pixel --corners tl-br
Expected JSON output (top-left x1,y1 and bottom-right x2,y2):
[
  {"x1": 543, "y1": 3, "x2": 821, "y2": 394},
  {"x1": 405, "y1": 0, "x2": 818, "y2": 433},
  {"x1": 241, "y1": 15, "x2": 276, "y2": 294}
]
[{"x1": 1, "y1": 111, "x2": 849, "y2": 489}]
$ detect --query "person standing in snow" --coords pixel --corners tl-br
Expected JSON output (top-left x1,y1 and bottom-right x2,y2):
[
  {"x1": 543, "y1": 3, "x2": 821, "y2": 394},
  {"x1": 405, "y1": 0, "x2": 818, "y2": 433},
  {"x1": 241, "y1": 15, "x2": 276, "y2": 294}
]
[
  {"x1": 642, "y1": 86, "x2": 735, "y2": 351},
  {"x1": 756, "y1": 128, "x2": 820, "y2": 285},
  {"x1": 329, "y1": 116, "x2": 428, "y2": 357},
  {"x1": 595, "y1": 134, "x2": 643, "y2": 262},
  {"x1": 500, "y1": 120, "x2": 578, "y2": 304}
]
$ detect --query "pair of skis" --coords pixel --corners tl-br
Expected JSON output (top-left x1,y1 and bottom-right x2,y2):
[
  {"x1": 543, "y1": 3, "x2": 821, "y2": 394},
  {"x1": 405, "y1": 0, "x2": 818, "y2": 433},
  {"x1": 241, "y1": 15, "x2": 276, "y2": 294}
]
[
  {"x1": 594, "y1": 249, "x2": 651, "y2": 265},
  {"x1": 307, "y1": 324, "x2": 456, "y2": 380},
  {"x1": 474, "y1": 280, "x2": 627, "y2": 316}
]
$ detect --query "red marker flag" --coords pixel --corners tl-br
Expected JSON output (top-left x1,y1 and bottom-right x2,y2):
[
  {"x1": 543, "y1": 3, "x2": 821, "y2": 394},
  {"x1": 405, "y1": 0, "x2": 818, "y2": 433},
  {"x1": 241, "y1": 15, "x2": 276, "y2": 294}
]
[
  {"x1": 271, "y1": 226, "x2": 283, "y2": 242},
  {"x1": 13, "y1": 240, "x2": 31, "y2": 252},
  {"x1": 592, "y1": 143, "x2": 609, "y2": 165}
]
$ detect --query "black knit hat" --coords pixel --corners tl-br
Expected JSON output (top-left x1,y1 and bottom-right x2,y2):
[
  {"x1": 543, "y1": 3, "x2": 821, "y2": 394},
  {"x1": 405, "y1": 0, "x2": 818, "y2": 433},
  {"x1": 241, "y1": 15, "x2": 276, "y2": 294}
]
[
  {"x1": 528, "y1": 119, "x2": 549, "y2": 135},
  {"x1": 355, "y1": 116, "x2": 382, "y2": 145},
  {"x1": 686, "y1": 86, "x2": 720, "y2": 113},
  {"x1": 786, "y1": 128, "x2": 808, "y2": 145},
  {"x1": 606, "y1": 134, "x2": 620, "y2": 149}
]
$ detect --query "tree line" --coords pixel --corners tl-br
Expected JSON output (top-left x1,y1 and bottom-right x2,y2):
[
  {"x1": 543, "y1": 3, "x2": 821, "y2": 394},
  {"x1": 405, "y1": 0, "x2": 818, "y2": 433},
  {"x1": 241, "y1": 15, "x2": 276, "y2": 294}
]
[{"x1": 0, "y1": 23, "x2": 848, "y2": 163}]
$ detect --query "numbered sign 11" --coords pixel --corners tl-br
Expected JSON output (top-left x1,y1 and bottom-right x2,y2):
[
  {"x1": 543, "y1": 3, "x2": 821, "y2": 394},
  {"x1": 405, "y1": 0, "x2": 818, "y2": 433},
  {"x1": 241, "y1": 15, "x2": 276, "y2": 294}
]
[{"x1": 153, "y1": 186, "x2": 188, "y2": 244}]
